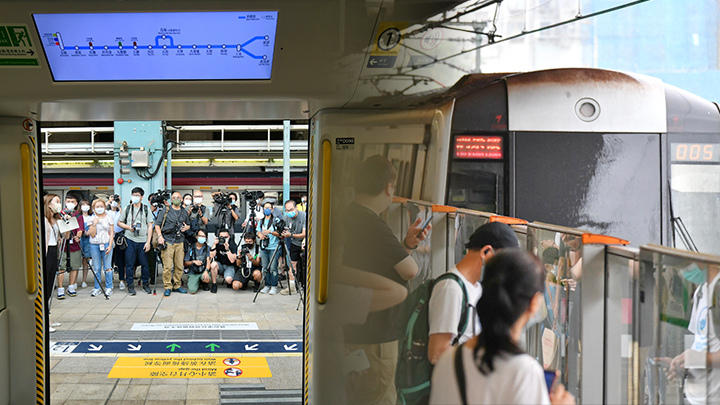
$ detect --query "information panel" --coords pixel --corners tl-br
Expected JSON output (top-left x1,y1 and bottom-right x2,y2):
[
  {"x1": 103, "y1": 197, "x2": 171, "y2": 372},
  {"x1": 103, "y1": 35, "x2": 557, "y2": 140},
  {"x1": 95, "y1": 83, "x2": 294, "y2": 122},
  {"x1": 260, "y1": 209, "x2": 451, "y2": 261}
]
[
  {"x1": 454, "y1": 135, "x2": 503, "y2": 159},
  {"x1": 671, "y1": 143, "x2": 720, "y2": 163},
  {"x1": 33, "y1": 12, "x2": 278, "y2": 81}
]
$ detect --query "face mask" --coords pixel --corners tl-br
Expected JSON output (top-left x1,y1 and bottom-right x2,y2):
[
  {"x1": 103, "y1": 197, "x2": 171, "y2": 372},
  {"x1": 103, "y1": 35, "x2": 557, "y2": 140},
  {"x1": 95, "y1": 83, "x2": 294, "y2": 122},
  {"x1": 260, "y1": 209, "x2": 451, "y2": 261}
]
[
  {"x1": 681, "y1": 263, "x2": 706, "y2": 284},
  {"x1": 66, "y1": 202, "x2": 76, "y2": 210},
  {"x1": 172, "y1": 199, "x2": 182, "y2": 206},
  {"x1": 81, "y1": 205, "x2": 90, "y2": 212},
  {"x1": 525, "y1": 296, "x2": 545, "y2": 330},
  {"x1": 131, "y1": 196, "x2": 141, "y2": 204},
  {"x1": 52, "y1": 202, "x2": 62, "y2": 213},
  {"x1": 197, "y1": 237, "x2": 206, "y2": 244},
  {"x1": 184, "y1": 199, "x2": 192, "y2": 206},
  {"x1": 194, "y1": 197, "x2": 203, "y2": 204},
  {"x1": 302, "y1": 199, "x2": 306, "y2": 204},
  {"x1": 110, "y1": 201, "x2": 118, "y2": 208},
  {"x1": 231, "y1": 200, "x2": 237, "y2": 206},
  {"x1": 264, "y1": 208, "x2": 272, "y2": 216},
  {"x1": 286, "y1": 211, "x2": 297, "y2": 218},
  {"x1": 95, "y1": 207, "x2": 105, "y2": 215}
]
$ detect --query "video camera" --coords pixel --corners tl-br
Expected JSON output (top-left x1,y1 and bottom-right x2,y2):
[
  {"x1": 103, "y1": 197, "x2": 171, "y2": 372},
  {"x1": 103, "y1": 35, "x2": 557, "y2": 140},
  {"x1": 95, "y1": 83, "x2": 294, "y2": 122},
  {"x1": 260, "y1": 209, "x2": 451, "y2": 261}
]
[
  {"x1": 149, "y1": 190, "x2": 171, "y2": 207},
  {"x1": 242, "y1": 190, "x2": 264, "y2": 209},
  {"x1": 213, "y1": 192, "x2": 233, "y2": 206}
]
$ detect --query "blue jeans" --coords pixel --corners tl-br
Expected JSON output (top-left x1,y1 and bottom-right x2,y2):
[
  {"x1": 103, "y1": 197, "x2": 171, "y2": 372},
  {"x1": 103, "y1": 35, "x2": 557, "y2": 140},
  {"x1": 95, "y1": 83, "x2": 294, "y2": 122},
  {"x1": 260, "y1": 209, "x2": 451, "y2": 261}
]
[
  {"x1": 90, "y1": 243, "x2": 113, "y2": 290},
  {"x1": 125, "y1": 239, "x2": 150, "y2": 286},
  {"x1": 259, "y1": 248, "x2": 279, "y2": 287}
]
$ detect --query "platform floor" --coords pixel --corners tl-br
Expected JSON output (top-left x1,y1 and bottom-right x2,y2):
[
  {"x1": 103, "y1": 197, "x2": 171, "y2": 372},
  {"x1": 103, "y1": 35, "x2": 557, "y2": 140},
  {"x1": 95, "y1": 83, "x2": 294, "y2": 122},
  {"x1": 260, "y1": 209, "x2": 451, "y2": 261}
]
[{"x1": 49, "y1": 275, "x2": 304, "y2": 405}]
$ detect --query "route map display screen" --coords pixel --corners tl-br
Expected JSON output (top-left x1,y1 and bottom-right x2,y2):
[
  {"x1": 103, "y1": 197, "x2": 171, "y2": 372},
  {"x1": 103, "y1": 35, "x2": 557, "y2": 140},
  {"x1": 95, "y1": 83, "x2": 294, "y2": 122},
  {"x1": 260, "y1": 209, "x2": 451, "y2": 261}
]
[
  {"x1": 453, "y1": 135, "x2": 503, "y2": 159},
  {"x1": 33, "y1": 12, "x2": 278, "y2": 81}
]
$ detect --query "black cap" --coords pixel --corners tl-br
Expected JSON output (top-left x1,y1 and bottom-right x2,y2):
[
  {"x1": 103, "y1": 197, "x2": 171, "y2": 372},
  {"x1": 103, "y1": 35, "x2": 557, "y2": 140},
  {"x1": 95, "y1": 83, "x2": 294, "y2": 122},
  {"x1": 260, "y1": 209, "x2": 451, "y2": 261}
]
[{"x1": 465, "y1": 222, "x2": 520, "y2": 251}]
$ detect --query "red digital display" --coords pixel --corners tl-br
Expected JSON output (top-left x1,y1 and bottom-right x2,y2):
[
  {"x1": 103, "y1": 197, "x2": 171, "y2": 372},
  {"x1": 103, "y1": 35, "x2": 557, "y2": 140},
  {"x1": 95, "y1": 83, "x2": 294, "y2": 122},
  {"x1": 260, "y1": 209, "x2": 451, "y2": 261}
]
[{"x1": 454, "y1": 136, "x2": 503, "y2": 159}]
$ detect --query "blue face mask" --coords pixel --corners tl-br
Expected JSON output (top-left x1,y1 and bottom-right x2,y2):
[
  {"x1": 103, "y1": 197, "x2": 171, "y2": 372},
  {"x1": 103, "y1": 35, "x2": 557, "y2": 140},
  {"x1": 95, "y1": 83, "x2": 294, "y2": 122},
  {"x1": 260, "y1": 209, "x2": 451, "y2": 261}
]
[
  {"x1": 131, "y1": 196, "x2": 141, "y2": 204},
  {"x1": 681, "y1": 263, "x2": 706, "y2": 284},
  {"x1": 197, "y1": 237, "x2": 206, "y2": 244},
  {"x1": 264, "y1": 208, "x2": 272, "y2": 216},
  {"x1": 286, "y1": 211, "x2": 297, "y2": 218}
]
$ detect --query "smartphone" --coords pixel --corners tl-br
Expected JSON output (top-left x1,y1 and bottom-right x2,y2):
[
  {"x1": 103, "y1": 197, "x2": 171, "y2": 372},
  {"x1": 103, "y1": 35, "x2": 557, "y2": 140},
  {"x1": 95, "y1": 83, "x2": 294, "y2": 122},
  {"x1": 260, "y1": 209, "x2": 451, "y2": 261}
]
[
  {"x1": 416, "y1": 215, "x2": 433, "y2": 237},
  {"x1": 543, "y1": 369, "x2": 557, "y2": 393}
]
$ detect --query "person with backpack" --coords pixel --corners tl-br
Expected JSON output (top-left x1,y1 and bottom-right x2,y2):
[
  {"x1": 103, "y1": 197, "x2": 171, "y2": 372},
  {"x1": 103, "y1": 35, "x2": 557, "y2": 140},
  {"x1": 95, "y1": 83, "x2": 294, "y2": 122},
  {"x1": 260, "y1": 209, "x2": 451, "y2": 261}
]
[
  {"x1": 429, "y1": 249, "x2": 575, "y2": 405},
  {"x1": 395, "y1": 222, "x2": 520, "y2": 405},
  {"x1": 117, "y1": 187, "x2": 154, "y2": 295}
]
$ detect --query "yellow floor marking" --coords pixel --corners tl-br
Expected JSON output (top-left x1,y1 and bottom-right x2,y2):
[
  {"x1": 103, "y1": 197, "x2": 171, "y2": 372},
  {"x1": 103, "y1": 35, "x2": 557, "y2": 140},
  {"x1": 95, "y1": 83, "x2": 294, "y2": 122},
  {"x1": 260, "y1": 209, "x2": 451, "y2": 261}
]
[{"x1": 108, "y1": 355, "x2": 272, "y2": 378}]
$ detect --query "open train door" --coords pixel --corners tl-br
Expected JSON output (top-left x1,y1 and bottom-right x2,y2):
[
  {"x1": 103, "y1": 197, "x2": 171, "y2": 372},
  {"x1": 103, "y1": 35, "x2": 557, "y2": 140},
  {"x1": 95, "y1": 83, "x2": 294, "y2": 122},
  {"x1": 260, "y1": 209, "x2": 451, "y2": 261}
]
[{"x1": 0, "y1": 117, "x2": 47, "y2": 404}]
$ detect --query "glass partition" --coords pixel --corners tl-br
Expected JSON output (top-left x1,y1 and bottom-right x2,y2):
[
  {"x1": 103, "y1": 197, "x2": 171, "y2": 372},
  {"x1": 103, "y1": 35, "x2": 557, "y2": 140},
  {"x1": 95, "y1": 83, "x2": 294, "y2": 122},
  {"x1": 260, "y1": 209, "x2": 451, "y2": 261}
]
[
  {"x1": 452, "y1": 211, "x2": 490, "y2": 265},
  {"x1": 526, "y1": 224, "x2": 585, "y2": 399},
  {"x1": 605, "y1": 246, "x2": 641, "y2": 404},
  {"x1": 641, "y1": 246, "x2": 720, "y2": 404}
]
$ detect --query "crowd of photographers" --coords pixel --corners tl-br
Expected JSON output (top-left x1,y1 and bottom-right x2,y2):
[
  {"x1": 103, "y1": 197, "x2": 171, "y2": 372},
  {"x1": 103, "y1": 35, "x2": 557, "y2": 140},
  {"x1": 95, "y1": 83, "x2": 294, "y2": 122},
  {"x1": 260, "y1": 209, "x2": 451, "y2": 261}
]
[{"x1": 43, "y1": 187, "x2": 307, "y2": 315}]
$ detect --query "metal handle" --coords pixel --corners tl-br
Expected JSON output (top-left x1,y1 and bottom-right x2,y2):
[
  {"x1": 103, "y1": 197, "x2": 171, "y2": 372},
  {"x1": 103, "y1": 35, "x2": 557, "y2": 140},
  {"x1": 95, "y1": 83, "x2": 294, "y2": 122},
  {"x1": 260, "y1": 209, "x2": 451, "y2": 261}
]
[
  {"x1": 318, "y1": 140, "x2": 331, "y2": 304},
  {"x1": 21, "y1": 143, "x2": 37, "y2": 294}
]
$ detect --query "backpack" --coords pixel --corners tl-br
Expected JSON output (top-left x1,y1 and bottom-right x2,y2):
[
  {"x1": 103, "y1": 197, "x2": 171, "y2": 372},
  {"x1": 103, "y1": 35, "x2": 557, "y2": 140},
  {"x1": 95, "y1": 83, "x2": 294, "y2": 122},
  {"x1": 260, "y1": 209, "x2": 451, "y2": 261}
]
[{"x1": 396, "y1": 272, "x2": 469, "y2": 405}]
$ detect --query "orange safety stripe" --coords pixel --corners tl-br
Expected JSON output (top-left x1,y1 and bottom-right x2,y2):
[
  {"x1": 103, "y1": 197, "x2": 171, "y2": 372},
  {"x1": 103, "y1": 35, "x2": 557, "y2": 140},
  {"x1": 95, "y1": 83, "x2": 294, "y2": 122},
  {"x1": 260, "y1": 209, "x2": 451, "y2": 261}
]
[
  {"x1": 489, "y1": 215, "x2": 528, "y2": 225},
  {"x1": 582, "y1": 233, "x2": 629, "y2": 245},
  {"x1": 392, "y1": 196, "x2": 410, "y2": 204},
  {"x1": 432, "y1": 204, "x2": 457, "y2": 213}
]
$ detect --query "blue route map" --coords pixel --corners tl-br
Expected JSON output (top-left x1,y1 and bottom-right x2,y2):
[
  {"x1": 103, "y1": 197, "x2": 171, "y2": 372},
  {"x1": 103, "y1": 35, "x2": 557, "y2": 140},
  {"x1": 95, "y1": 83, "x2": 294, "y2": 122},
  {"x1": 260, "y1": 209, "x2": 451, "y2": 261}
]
[{"x1": 33, "y1": 12, "x2": 278, "y2": 81}]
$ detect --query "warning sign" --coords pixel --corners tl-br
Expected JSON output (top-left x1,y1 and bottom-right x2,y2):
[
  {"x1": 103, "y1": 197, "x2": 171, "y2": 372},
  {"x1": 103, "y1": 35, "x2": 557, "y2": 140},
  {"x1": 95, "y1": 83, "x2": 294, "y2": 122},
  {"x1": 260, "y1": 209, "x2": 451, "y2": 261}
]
[
  {"x1": 368, "y1": 22, "x2": 408, "y2": 69},
  {"x1": 108, "y1": 356, "x2": 272, "y2": 379},
  {"x1": 0, "y1": 24, "x2": 39, "y2": 66}
]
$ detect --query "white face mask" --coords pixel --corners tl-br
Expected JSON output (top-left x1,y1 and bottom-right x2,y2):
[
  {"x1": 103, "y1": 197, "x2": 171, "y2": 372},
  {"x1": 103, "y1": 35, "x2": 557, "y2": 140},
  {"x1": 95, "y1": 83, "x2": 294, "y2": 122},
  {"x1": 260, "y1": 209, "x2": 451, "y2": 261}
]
[
  {"x1": 184, "y1": 199, "x2": 192, "y2": 206},
  {"x1": 194, "y1": 197, "x2": 203, "y2": 204},
  {"x1": 95, "y1": 207, "x2": 105, "y2": 215},
  {"x1": 110, "y1": 201, "x2": 118, "y2": 208},
  {"x1": 66, "y1": 202, "x2": 76, "y2": 210},
  {"x1": 51, "y1": 202, "x2": 62, "y2": 213},
  {"x1": 81, "y1": 205, "x2": 90, "y2": 212}
]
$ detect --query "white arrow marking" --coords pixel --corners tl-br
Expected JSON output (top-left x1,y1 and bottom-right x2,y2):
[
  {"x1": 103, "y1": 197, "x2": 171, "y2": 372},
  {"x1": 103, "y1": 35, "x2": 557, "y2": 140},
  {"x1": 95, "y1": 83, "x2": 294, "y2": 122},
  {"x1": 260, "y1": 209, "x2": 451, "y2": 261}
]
[
  {"x1": 370, "y1": 59, "x2": 378, "y2": 65},
  {"x1": 88, "y1": 344, "x2": 103, "y2": 351},
  {"x1": 284, "y1": 344, "x2": 298, "y2": 351},
  {"x1": 127, "y1": 344, "x2": 142, "y2": 351},
  {"x1": 245, "y1": 344, "x2": 259, "y2": 351}
]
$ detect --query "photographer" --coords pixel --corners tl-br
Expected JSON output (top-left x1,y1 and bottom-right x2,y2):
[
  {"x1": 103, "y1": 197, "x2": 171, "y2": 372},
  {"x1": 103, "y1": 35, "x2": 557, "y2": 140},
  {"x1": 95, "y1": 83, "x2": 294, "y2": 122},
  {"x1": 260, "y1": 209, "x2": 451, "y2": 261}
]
[
  {"x1": 212, "y1": 192, "x2": 240, "y2": 237},
  {"x1": 183, "y1": 229, "x2": 211, "y2": 294},
  {"x1": 209, "y1": 228, "x2": 238, "y2": 292},
  {"x1": 280, "y1": 200, "x2": 306, "y2": 295},
  {"x1": 234, "y1": 232, "x2": 263, "y2": 292},
  {"x1": 256, "y1": 201, "x2": 281, "y2": 295},
  {"x1": 57, "y1": 193, "x2": 84, "y2": 299},
  {"x1": 117, "y1": 187, "x2": 153, "y2": 295},
  {"x1": 242, "y1": 193, "x2": 266, "y2": 229},
  {"x1": 154, "y1": 191, "x2": 191, "y2": 297}
]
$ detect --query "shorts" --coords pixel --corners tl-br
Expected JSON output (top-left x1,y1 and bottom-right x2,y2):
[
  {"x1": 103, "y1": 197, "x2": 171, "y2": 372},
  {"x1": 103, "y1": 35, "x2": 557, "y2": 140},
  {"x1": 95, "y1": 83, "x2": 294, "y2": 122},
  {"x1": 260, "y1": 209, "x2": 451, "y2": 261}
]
[
  {"x1": 81, "y1": 236, "x2": 91, "y2": 258},
  {"x1": 218, "y1": 262, "x2": 236, "y2": 280},
  {"x1": 188, "y1": 270, "x2": 209, "y2": 293},
  {"x1": 59, "y1": 249, "x2": 82, "y2": 271},
  {"x1": 289, "y1": 243, "x2": 302, "y2": 262},
  {"x1": 234, "y1": 267, "x2": 260, "y2": 285}
]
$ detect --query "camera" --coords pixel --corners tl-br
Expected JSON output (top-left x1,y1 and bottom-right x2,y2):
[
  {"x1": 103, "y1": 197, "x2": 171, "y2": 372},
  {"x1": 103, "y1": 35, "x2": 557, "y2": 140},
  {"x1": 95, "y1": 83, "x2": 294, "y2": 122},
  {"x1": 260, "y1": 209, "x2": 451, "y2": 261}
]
[
  {"x1": 242, "y1": 190, "x2": 264, "y2": 208},
  {"x1": 149, "y1": 190, "x2": 171, "y2": 207},
  {"x1": 213, "y1": 192, "x2": 232, "y2": 206},
  {"x1": 241, "y1": 246, "x2": 251, "y2": 256},
  {"x1": 133, "y1": 224, "x2": 141, "y2": 237},
  {"x1": 217, "y1": 236, "x2": 227, "y2": 252},
  {"x1": 190, "y1": 204, "x2": 200, "y2": 214},
  {"x1": 274, "y1": 217, "x2": 286, "y2": 235}
]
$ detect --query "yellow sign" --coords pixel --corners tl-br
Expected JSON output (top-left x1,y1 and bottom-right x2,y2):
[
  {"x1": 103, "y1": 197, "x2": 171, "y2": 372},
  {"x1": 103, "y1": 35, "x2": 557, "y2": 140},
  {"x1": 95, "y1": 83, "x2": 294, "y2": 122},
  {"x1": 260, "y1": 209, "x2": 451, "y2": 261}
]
[
  {"x1": 371, "y1": 22, "x2": 408, "y2": 56},
  {"x1": 108, "y1": 356, "x2": 272, "y2": 379}
]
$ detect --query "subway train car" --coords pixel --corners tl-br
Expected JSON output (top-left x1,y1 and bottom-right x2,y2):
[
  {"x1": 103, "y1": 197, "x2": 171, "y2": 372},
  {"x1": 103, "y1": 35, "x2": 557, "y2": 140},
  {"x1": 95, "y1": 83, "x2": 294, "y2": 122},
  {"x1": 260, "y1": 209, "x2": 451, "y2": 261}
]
[{"x1": 307, "y1": 67, "x2": 720, "y2": 402}]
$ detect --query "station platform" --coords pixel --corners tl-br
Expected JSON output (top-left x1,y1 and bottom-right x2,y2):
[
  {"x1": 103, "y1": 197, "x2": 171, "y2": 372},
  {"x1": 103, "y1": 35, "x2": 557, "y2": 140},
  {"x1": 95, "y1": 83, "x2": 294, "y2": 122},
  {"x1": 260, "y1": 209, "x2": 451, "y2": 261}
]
[{"x1": 47, "y1": 278, "x2": 303, "y2": 404}]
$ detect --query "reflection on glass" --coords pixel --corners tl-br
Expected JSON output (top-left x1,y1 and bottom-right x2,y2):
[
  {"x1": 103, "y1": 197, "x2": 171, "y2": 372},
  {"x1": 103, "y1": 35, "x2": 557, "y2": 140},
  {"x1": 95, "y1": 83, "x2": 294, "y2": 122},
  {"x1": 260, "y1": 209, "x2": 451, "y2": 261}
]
[{"x1": 651, "y1": 258, "x2": 720, "y2": 404}]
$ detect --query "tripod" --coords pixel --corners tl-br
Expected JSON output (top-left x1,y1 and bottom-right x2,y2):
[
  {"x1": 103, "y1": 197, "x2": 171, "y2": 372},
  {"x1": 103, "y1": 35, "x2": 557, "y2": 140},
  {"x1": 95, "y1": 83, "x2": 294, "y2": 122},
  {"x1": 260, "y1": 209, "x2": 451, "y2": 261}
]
[
  {"x1": 253, "y1": 235, "x2": 304, "y2": 305},
  {"x1": 78, "y1": 241, "x2": 110, "y2": 300}
]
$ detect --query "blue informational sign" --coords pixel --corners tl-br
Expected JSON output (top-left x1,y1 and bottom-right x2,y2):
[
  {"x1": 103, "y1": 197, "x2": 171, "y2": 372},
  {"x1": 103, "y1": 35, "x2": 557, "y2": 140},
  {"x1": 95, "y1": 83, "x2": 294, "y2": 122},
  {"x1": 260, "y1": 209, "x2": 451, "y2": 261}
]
[
  {"x1": 33, "y1": 12, "x2": 278, "y2": 81},
  {"x1": 52, "y1": 341, "x2": 302, "y2": 354}
]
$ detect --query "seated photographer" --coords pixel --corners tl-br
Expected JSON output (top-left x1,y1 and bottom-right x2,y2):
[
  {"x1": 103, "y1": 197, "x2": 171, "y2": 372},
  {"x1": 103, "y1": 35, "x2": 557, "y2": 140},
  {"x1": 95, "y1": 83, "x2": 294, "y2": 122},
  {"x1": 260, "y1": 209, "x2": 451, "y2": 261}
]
[
  {"x1": 234, "y1": 232, "x2": 263, "y2": 292},
  {"x1": 212, "y1": 192, "x2": 240, "y2": 237},
  {"x1": 184, "y1": 229, "x2": 211, "y2": 294},
  {"x1": 209, "y1": 228, "x2": 238, "y2": 290}
]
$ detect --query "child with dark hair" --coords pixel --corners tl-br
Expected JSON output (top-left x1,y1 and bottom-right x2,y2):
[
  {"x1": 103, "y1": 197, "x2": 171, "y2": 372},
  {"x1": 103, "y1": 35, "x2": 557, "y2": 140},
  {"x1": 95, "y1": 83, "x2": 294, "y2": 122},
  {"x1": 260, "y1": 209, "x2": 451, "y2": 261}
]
[{"x1": 429, "y1": 249, "x2": 575, "y2": 405}]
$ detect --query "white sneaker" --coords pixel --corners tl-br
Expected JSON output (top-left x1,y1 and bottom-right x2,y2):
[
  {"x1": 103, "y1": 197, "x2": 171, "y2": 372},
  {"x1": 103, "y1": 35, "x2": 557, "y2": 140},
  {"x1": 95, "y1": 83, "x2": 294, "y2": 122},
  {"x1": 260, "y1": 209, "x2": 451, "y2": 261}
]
[
  {"x1": 119, "y1": 281, "x2": 126, "y2": 290},
  {"x1": 280, "y1": 282, "x2": 297, "y2": 295},
  {"x1": 49, "y1": 327, "x2": 56, "y2": 333},
  {"x1": 260, "y1": 286, "x2": 270, "y2": 294},
  {"x1": 91, "y1": 288, "x2": 101, "y2": 297},
  {"x1": 105, "y1": 288, "x2": 113, "y2": 296},
  {"x1": 50, "y1": 321, "x2": 62, "y2": 327},
  {"x1": 269, "y1": 287, "x2": 278, "y2": 295},
  {"x1": 81, "y1": 282, "x2": 88, "y2": 288},
  {"x1": 57, "y1": 287, "x2": 65, "y2": 300}
]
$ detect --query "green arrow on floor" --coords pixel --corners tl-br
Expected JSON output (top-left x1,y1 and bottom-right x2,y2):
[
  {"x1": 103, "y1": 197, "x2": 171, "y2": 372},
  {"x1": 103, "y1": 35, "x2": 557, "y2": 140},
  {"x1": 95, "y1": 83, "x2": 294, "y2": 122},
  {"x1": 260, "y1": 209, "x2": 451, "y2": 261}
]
[
  {"x1": 166, "y1": 343, "x2": 181, "y2": 352},
  {"x1": 206, "y1": 343, "x2": 220, "y2": 352}
]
